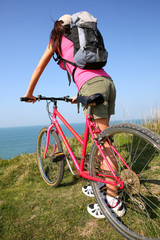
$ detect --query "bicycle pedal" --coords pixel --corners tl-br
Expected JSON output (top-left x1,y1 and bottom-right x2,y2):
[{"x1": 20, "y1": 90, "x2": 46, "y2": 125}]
[{"x1": 51, "y1": 152, "x2": 65, "y2": 162}]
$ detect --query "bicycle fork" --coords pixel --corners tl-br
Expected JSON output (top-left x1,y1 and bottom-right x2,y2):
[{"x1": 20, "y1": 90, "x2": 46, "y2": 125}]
[{"x1": 44, "y1": 124, "x2": 55, "y2": 159}]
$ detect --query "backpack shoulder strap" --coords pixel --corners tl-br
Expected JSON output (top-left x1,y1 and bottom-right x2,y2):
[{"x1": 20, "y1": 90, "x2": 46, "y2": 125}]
[{"x1": 53, "y1": 52, "x2": 77, "y2": 85}]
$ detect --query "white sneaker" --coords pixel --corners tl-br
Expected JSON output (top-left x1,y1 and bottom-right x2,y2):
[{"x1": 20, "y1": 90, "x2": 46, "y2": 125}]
[
  {"x1": 82, "y1": 183, "x2": 105, "y2": 198},
  {"x1": 82, "y1": 185, "x2": 94, "y2": 197},
  {"x1": 87, "y1": 200, "x2": 126, "y2": 219},
  {"x1": 87, "y1": 203, "x2": 105, "y2": 219},
  {"x1": 107, "y1": 199, "x2": 126, "y2": 217}
]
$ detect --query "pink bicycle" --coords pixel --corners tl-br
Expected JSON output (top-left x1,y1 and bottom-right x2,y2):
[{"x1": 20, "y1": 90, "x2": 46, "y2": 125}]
[{"x1": 21, "y1": 94, "x2": 160, "y2": 240}]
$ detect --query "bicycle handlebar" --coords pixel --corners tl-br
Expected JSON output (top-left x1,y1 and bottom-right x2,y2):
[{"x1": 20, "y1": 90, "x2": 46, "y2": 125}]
[{"x1": 20, "y1": 95, "x2": 72, "y2": 103}]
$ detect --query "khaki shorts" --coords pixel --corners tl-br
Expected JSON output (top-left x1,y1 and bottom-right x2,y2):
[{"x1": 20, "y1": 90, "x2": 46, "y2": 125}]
[{"x1": 79, "y1": 76, "x2": 116, "y2": 119}]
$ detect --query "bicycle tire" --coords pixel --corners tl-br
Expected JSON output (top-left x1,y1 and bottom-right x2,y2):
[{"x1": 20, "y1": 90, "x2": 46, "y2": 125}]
[
  {"x1": 89, "y1": 123, "x2": 160, "y2": 240},
  {"x1": 37, "y1": 127, "x2": 65, "y2": 187}
]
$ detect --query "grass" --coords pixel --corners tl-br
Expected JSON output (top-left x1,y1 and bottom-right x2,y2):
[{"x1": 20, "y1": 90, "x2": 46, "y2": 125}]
[
  {"x1": 0, "y1": 153, "x2": 124, "y2": 240},
  {"x1": 143, "y1": 107, "x2": 160, "y2": 135},
  {"x1": 0, "y1": 116, "x2": 159, "y2": 240}
]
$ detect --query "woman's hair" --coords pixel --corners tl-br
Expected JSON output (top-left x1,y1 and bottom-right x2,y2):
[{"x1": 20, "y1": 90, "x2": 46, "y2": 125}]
[{"x1": 50, "y1": 20, "x2": 70, "y2": 54}]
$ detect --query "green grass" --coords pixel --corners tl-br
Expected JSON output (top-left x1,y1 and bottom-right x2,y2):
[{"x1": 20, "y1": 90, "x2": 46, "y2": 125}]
[
  {"x1": 1, "y1": 119, "x2": 159, "y2": 240},
  {"x1": 143, "y1": 108, "x2": 160, "y2": 135},
  {"x1": 0, "y1": 153, "x2": 124, "y2": 240}
]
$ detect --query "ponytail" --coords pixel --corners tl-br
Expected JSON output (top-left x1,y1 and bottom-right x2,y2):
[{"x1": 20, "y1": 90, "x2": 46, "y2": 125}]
[{"x1": 50, "y1": 20, "x2": 65, "y2": 53}]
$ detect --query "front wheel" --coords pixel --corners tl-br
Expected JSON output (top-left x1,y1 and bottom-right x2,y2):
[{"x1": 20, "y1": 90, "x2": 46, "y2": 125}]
[
  {"x1": 89, "y1": 123, "x2": 160, "y2": 240},
  {"x1": 37, "y1": 127, "x2": 65, "y2": 187}
]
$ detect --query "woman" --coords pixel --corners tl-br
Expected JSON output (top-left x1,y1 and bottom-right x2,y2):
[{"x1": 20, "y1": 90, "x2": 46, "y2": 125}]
[{"x1": 24, "y1": 14, "x2": 125, "y2": 218}]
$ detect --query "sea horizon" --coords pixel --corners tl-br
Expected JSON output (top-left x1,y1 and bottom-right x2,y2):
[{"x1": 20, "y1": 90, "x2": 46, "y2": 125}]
[{"x1": 0, "y1": 119, "x2": 144, "y2": 160}]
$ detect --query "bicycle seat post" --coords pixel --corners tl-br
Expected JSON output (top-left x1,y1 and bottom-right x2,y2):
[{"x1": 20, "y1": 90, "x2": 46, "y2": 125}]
[{"x1": 87, "y1": 106, "x2": 92, "y2": 116}]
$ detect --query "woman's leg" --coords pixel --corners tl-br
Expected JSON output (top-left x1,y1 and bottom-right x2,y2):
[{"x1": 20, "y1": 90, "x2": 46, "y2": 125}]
[{"x1": 94, "y1": 118, "x2": 118, "y2": 198}]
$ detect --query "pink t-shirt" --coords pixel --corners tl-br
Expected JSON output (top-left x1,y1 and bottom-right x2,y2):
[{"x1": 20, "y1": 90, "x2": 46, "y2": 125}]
[{"x1": 59, "y1": 36, "x2": 111, "y2": 91}]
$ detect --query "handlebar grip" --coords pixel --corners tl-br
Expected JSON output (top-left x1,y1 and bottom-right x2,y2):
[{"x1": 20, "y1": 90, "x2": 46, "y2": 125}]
[{"x1": 20, "y1": 97, "x2": 34, "y2": 102}]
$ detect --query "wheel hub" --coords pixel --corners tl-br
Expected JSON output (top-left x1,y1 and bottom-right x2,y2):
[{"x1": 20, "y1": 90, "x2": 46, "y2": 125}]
[{"x1": 120, "y1": 169, "x2": 140, "y2": 194}]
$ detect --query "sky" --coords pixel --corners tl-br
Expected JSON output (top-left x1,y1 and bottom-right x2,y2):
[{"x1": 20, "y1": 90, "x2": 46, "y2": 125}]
[{"x1": 0, "y1": 0, "x2": 160, "y2": 128}]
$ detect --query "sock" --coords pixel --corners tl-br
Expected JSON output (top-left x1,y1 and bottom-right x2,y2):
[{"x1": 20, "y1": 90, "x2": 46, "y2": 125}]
[{"x1": 106, "y1": 195, "x2": 119, "y2": 207}]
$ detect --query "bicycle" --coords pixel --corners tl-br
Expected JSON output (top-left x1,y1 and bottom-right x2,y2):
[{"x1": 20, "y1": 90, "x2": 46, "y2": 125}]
[{"x1": 21, "y1": 94, "x2": 160, "y2": 240}]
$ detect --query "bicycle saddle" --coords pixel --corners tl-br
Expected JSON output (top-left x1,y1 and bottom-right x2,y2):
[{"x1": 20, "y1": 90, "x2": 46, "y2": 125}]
[{"x1": 77, "y1": 93, "x2": 104, "y2": 107}]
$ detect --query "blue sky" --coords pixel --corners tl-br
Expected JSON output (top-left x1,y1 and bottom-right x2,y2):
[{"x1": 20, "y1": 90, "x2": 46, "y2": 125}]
[{"x1": 0, "y1": 0, "x2": 160, "y2": 127}]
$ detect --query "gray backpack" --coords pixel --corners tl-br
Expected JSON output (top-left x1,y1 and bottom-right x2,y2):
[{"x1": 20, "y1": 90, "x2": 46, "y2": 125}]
[{"x1": 54, "y1": 11, "x2": 108, "y2": 84}]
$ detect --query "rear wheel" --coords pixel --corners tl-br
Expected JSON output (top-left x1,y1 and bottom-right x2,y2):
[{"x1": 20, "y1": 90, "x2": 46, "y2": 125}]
[
  {"x1": 37, "y1": 127, "x2": 65, "y2": 187},
  {"x1": 89, "y1": 123, "x2": 160, "y2": 240}
]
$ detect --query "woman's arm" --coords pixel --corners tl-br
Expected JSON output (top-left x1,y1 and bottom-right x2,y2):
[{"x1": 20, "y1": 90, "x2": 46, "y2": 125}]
[{"x1": 25, "y1": 43, "x2": 54, "y2": 102}]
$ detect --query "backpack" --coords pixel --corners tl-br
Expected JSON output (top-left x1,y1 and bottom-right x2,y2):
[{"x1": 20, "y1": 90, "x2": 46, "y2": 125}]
[{"x1": 53, "y1": 11, "x2": 108, "y2": 84}]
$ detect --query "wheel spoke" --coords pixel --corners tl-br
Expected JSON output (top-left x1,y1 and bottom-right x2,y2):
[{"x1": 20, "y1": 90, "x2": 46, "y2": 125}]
[{"x1": 89, "y1": 123, "x2": 160, "y2": 239}]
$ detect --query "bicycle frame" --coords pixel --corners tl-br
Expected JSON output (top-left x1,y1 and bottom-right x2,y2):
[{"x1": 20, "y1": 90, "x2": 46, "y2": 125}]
[
  {"x1": 21, "y1": 96, "x2": 160, "y2": 240},
  {"x1": 44, "y1": 102, "x2": 127, "y2": 189}
]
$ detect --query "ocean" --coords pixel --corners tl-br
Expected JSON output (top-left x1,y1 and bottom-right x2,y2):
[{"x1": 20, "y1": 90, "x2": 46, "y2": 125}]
[
  {"x1": 0, "y1": 123, "x2": 86, "y2": 160},
  {"x1": 0, "y1": 120, "x2": 143, "y2": 160}
]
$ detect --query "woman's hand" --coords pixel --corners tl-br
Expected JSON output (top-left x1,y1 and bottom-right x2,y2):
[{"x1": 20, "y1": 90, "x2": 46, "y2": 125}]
[
  {"x1": 71, "y1": 96, "x2": 77, "y2": 104},
  {"x1": 24, "y1": 94, "x2": 37, "y2": 103}
]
